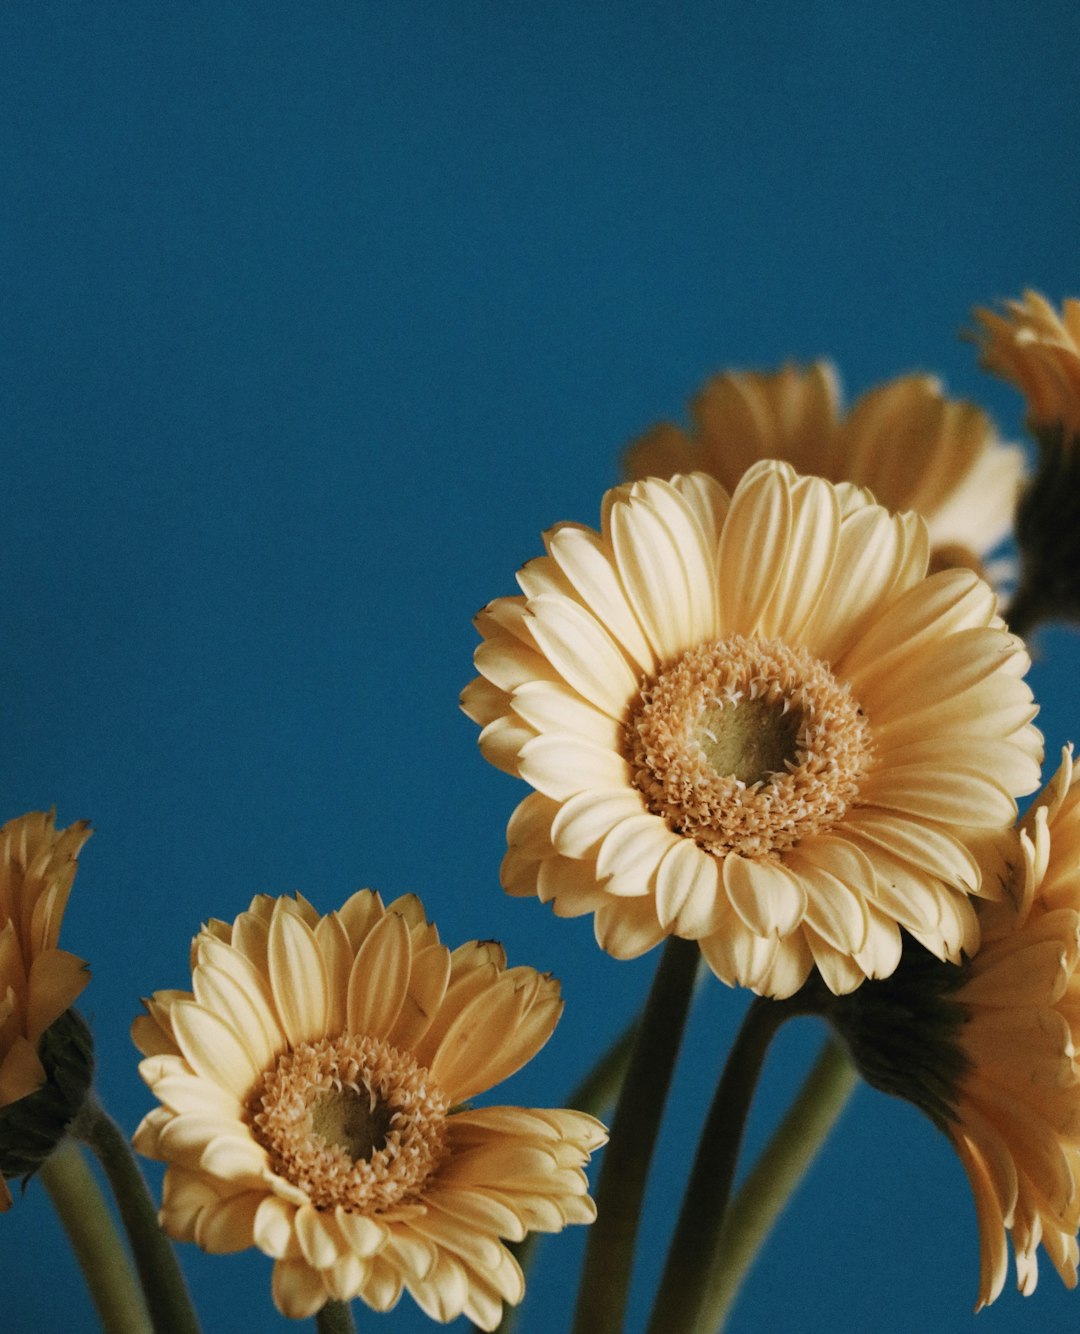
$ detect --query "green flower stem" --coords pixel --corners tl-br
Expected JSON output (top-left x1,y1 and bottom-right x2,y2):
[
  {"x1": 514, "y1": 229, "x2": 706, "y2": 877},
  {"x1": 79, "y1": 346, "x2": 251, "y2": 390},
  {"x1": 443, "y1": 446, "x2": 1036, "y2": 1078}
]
[
  {"x1": 39, "y1": 1138, "x2": 153, "y2": 1334},
  {"x1": 315, "y1": 1300, "x2": 357, "y2": 1334},
  {"x1": 646, "y1": 995, "x2": 793, "y2": 1334},
  {"x1": 72, "y1": 1094, "x2": 202, "y2": 1334},
  {"x1": 571, "y1": 936, "x2": 701, "y2": 1334},
  {"x1": 702, "y1": 1036, "x2": 857, "y2": 1331}
]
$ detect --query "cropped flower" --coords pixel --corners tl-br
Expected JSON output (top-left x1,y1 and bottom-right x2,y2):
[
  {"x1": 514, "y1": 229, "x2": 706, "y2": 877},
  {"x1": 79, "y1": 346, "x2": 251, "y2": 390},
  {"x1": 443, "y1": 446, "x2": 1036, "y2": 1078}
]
[
  {"x1": 623, "y1": 362, "x2": 1024, "y2": 575},
  {"x1": 975, "y1": 291, "x2": 1080, "y2": 437},
  {"x1": 0, "y1": 812, "x2": 92, "y2": 1210},
  {"x1": 462, "y1": 461, "x2": 1041, "y2": 997},
  {"x1": 132, "y1": 891, "x2": 604, "y2": 1326},
  {"x1": 826, "y1": 749, "x2": 1080, "y2": 1308}
]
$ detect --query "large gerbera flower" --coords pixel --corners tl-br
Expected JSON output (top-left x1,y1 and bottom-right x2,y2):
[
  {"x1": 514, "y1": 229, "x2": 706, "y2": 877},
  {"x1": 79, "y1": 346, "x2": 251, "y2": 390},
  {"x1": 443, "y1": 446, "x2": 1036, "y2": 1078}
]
[
  {"x1": 462, "y1": 461, "x2": 1042, "y2": 997},
  {"x1": 826, "y1": 750, "x2": 1080, "y2": 1308},
  {"x1": 132, "y1": 891, "x2": 604, "y2": 1326},
  {"x1": 975, "y1": 291, "x2": 1080, "y2": 437},
  {"x1": 623, "y1": 363, "x2": 1024, "y2": 575}
]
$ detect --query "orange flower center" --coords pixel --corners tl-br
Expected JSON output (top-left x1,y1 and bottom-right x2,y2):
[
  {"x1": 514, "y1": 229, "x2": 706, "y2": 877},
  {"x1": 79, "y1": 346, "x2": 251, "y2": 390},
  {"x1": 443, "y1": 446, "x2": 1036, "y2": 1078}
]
[
  {"x1": 248, "y1": 1033, "x2": 449, "y2": 1212},
  {"x1": 628, "y1": 635, "x2": 873, "y2": 858}
]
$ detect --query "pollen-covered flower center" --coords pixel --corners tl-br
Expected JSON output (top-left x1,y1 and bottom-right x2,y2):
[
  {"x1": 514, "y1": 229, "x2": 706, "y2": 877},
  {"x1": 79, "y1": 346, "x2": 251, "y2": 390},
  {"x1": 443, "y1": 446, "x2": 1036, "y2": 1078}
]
[
  {"x1": 628, "y1": 635, "x2": 873, "y2": 858},
  {"x1": 248, "y1": 1033, "x2": 450, "y2": 1213}
]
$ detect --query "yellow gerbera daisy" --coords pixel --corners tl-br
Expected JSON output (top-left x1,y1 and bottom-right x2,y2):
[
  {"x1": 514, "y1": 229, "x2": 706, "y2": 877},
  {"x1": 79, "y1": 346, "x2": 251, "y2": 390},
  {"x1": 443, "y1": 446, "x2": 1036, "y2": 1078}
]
[
  {"x1": 949, "y1": 749, "x2": 1080, "y2": 1307},
  {"x1": 623, "y1": 362, "x2": 1024, "y2": 575},
  {"x1": 132, "y1": 891, "x2": 604, "y2": 1326},
  {"x1": 0, "y1": 812, "x2": 90, "y2": 1115},
  {"x1": 462, "y1": 461, "x2": 1042, "y2": 997},
  {"x1": 975, "y1": 291, "x2": 1080, "y2": 437}
]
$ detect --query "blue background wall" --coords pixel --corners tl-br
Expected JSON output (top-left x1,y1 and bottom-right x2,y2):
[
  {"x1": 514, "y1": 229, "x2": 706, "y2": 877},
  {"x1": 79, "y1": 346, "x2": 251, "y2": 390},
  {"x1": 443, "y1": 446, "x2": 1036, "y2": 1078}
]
[{"x1": 3, "y1": 2, "x2": 1080, "y2": 1330}]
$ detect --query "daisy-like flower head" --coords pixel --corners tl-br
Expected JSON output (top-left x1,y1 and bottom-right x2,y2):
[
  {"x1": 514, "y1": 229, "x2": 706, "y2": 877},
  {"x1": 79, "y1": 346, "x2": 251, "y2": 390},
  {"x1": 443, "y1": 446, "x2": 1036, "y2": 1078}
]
[
  {"x1": 826, "y1": 749, "x2": 1080, "y2": 1309},
  {"x1": 462, "y1": 461, "x2": 1042, "y2": 998},
  {"x1": 0, "y1": 812, "x2": 92, "y2": 1210},
  {"x1": 623, "y1": 362, "x2": 1025, "y2": 576},
  {"x1": 132, "y1": 891, "x2": 604, "y2": 1326},
  {"x1": 975, "y1": 291, "x2": 1080, "y2": 437}
]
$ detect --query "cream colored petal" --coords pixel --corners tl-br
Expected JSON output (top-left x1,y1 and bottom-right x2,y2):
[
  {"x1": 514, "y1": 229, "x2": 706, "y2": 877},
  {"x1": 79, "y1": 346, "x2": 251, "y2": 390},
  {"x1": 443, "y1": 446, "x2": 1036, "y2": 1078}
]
[
  {"x1": 516, "y1": 552, "x2": 577, "y2": 601},
  {"x1": 268, "y1": 907, "x2": 329, "y2": 1047},
  {"x1": 403, "y1": 1251, "x2": 470, "y2": 1324},
  {"x1": 546, "y1": 522, "x2": 656, "y2": 671},
  {"x1": 596, "y1": 814, "x2": 681, "y2": 882},
  {"x1": 323, "y1": 1255, "x2": 368, "y2": 1303},
  {"x1": 460, "y1": 676, "x2": 509, "y2": 728},
  {"x1": 347, "y1": 910, "x2": 412, "y2": 1041},
  {"x1": 861, "y1": 764, "x2": 1019, "y2": 828},
  {"x1": 192, "y1": 961, "x2": 281, "y2": 1074},
  {"x1": 722, "y1": 855, "x2": 807, "y2": 938},
  {"x1": 551, "y1": 787, "x2": 647, "y2": 860},
  {"x1": 271, "y1": 1258, "x2": 328, "y2": 1320},
  {"x1": 803, "y1": 507, "x2": 923, "y2": 663},
  {"x1": 0, "y1": 1035, "x2": 45, "y2": 1107},
  {"x1": 756, "y1": 475, "x2": 840, "y2": 642},
  {"x1": 253, "y1": 1195, "x2": 302, "y2": 1259},
  {"x1": 158, "y1": 1165, "x2": 219, "y2": 1243},
  {"x1": 536, "y1": 856, "x2": 608, "y2": 918},
  {"x1": 387, "y1": 941, "x2": 451, "y2": 1051},
  {"x1": 501, "y1": 848, "x2": 540, "y2": 899},
  {"x1": 783, "y1": 849, "x2": 869, "y2": 954},
  {"x1": 518, "y1": 735, "x2": 631, "y2": 802},
  {"x1": 610, "y1": 489, "x2": 714, "y2": 655},
  {"x1": 334, "y1": 890, "x2": 385, "y2": 955},
  {"x1": 199, "y1": 1133, "x2": 271, "y2": 1184},
  {"x1": 506, "y1": 792, "x2": 558, "y2": 860},
  {"x1": 25, "y1": 948, "x2": 89, "y2": 1043},
  {"x1": 171, "y1": 1000, "x2": 262, "y2": 1102},
  {"x1": 803, "y1": 926, "x2": 867, "y2": 995},
  {"x1": 839, "y1": 568, "x2": 997, "y2": 687},
  {"x1": 525, "y1": 594, "x2": 639, "y2": 718},
  {"x1": 157, "y1": 1113, "x2": 254, "y2": 1165},
  {"x1": 131, "y1": 1107, "x2": 172, "y2": 1160},
  {"x1": 295, "y1": 1204, "x2": 347, "y2": 1269},
  {"x1": 192, "y1": 1190, "x2": 262, "y2": 1254},
  {"x1": 757, "y1": 932, "x2": 814, "y2": 1000},
  {"x1": 854, "y1": 906, "x2": 903, "y2": 980},
  {"x1": 478, "y1": 716, "x2": 536, "y2": 775},
  {"x1": 841, "y1": 811, "x2": 980, "y2": 891},
  {"x1": 654, "y1": 840, "x2": 724, "y2": 938},
  {"x1": 473, "y1": 631, "x2": 562, "y2": 696},
  {"x1": 358, "y1": 1253, "x2": 404, "y2": 1312},
  {"x1": 715, "y1": 462, "x2": 792, "y2": 634},
  {"x1": 381, "y1": 1226, "x2": 438, "y2": 1281},
  {"x1": 428, "y1": 977, "x2": 545, "y2": 1104},
  {"x1": 313, "y1": 913, "x2": 352, "y2": 1038},
  {"x1": 334, "y1": 1209, "x2": 388, "y2": 1258},
  {"x1": 509, "y1": 680, "x2": 623, "y2": 750},
  {"x1": 151, "y1": 1071, "x2": 244, "y2": 1120},
  {"x1": 593, "y1": 895, "x2": 667, "y2": 959},
  {"x1": 699, "y1": 919, "x2": 778, "y2": 992},
  {"x1": 425, "y1": 1185, "x2": 526, "y2": 1243},
  {"x1": 670, "y1": 472, "x2": 731, "y2": 554}
]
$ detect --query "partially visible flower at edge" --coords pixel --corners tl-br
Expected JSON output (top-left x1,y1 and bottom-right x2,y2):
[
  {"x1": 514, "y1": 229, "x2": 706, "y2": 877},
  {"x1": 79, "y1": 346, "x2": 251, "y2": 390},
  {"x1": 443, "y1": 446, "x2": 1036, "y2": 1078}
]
[
  {"x1": 0, "y1": 812, "x2": 91, "y2": 1209},
  {"x1": 132, "y1": 891, "x2": 605, "y2": 1326},
  {"x1": 462, "y1": 461, "x2": 1042, "y2": 999},
  {"x1": 825, "y1": 747, "x2": 1080, "y2": 1308},
  {"x1": 623, "y1": 361, "x2": 1025, "y2": 578},
  {"x1": 974, "y1": 291, "x2": 1080, "y2": 633}
]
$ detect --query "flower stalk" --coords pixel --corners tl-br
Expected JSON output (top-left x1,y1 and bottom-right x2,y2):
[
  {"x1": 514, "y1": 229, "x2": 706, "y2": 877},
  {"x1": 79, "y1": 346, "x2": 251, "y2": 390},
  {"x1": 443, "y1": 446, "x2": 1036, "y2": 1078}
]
[
  {"x1": 315, "y1": 1300, "x2": 357, "y2": 1334},
  {"x1": 72, "y1": 1094, "x2": 201, "y2": 1334},
  {"x1": 39, "y1": 1137, "x2": 153, "y2": 1334},
  {"x1": 571, "y1": 935, "x2": 700, "y2": 1334},
  {"x1": 647, "y1": 995, "x2": 795, "y2": 1334}
]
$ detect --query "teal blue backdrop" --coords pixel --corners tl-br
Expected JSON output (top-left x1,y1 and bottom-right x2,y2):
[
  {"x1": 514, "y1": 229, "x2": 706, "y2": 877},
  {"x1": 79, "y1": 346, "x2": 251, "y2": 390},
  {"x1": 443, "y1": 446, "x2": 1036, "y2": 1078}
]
[{"x1": 3, "y1": 2, "x2": 1080, "y2": 1331}]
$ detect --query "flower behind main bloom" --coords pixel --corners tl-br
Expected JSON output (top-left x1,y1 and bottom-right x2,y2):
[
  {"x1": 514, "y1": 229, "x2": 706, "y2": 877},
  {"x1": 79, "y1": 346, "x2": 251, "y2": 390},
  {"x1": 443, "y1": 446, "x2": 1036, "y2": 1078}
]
[
  {"x1": 623, "y1": 362, "x2": 1024, "y2": 575},
  {"x1": 975, "y1": 291, "x2": 1080, "y2": 438},
  {"x1": 132, "y1": 891, "x2": 604, "y2": 1326},
  {"x1": 462, "y1": 461, "x2": 1042, "y2": 997}
]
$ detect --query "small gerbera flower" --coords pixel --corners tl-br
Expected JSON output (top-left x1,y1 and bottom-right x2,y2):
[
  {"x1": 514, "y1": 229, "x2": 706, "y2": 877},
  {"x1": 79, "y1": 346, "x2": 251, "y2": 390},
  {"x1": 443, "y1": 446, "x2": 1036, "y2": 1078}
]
[
  {"x1": 132, "y1": 891, "x2": 604, "y2": 1326},
  {"x1": 975, "y1": 291, "x2": 1080, "y2": 438},
  {"x1": 462, "y1": 461, "x2": 1042, "y2": 998},
  {"x1": 623, "y1": 362, "x2": 1024, "y2": 577},
  {"x1": 0, "y1": 812, "x2": 92, "y2": 1210},
  {"x1": 974, "y1": 292, "x2": 1080, "y2": 634},
  {"x1": 826, "y1": 749, "x2": 1080, "y2": 1308}
]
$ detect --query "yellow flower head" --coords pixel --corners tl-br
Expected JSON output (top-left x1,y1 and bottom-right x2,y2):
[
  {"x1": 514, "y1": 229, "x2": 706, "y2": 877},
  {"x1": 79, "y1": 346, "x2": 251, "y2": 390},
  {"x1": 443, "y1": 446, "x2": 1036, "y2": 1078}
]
[
  {"x1": 0, "y1": 812, "x2": 90, "y2": 1114},
  {"x1": 623, "y1": 362, "x2": 1024, "y2": 575},
  {"x1": 975, "y1": 291, "x2": 1080, "y2": 438},
  {"x1": 463, "y1": 461, "x2": 1042, "y2": 998},
  {"x1": 132, "y1": 891, "x2": 605, "y2": 1326},
  {"x1": 949, "y1": 749, "x2": 1080, "y2": 1308}
]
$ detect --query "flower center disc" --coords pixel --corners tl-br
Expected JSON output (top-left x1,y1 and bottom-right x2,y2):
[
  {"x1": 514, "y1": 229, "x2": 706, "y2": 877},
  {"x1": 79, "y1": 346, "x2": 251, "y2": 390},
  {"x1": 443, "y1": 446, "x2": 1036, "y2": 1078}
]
[
  {"x1": 628, "y1": 635, "x2": 873, "y2": 859},
  {"x1": 249, "y1": 1033, "x2": 449, "y2": 1212}
]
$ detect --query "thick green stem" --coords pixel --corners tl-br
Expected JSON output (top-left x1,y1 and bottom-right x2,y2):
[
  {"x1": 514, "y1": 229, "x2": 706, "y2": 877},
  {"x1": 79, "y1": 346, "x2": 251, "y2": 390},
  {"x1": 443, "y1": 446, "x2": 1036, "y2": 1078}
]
[
  {"x1": 703, "y1": 1036, "x2": 856, "y2": 1330},
  {"x1": 72, "y1": 1095, "x2": 201, "y2": 1334},
  {"x1": 646, "y1": 996, "x2": 790, "y2": 1334},
  {"x1": 315, "y1": 1299, "x2": 356, "y2": 1334},
  {"x1": 571, "y1": 936, "x2": 700, "y2": 1334},
  {"x1": 40, "y1": 1138, "x2": 153, "y2": 1334}
]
